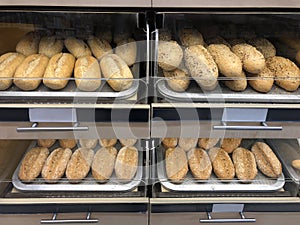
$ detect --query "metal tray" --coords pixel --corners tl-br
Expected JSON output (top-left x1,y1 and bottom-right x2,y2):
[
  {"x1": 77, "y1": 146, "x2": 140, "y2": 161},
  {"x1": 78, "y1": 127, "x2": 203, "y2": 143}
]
[
  {"x1": 156, "y1": 139, "x2": 285, "y2": 192},
  {"x1": 156, "y1": 78, "x2": 300, "y2": 103},
  {"x1": 12, "y1": 140, "x2": 143, "y2": 192}
]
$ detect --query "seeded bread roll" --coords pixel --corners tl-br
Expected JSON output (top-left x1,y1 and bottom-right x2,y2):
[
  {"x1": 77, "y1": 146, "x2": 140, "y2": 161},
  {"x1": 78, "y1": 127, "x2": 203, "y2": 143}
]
[
  {"x1": 247, "y1": 66, "x2": 274, "y2": 93},
  {"x1": 165, "y1": 147, "x2": 188, "y2": 183},
  {"x1": 220, "y1": 138, "x2": 242, "y2": 154},
  {"x1": 99, "y1": 139, "x2": 117, "y2": 147},
  {"x1": 207, "y1": 44, "x2": 243, "y2": 78},
  {"x1": 92, "y1": 147, "x2": 117, "y2": 182},
  {"x1": 162, "y1": 138, "x2": 178, "y2": 149},
  {"x1": 187, "y1": 148, "x2": 212, "y2": 180},
  {"x1": 205, "y1": 36, "x2": 231, "y2": 48},
  {"x1": 296, "y1": 50, "x2": 300, "y2": 65},
  {"x1": 38, "y1": 36, "x2": 64, "y2": 58},
  {"x1": 18, "y1": 147, "x2": 49, "y2": 182},
  {"x1": 227, "y1": 38, "x2": 246, "y2": 46},
  {"x1": 247, "y1": 38, "x2": 276, "y2": 59},
  {"x1": 184, "y1": 45, "x2": 219, "y2": 90},
  {"x1": 0, "y1": 52, "x2": 25, "y2": 90},
  {"x1": 64, "y1": 37, "x2": 91, "y2": 58},
  {"x1": 208, "y1": 147, "x2": 235, "y2": 180},
  {"x1": 96, "y1": 28, "x2": 112, "y2": 43},
  {"x1": 266, "y1": 56, "x2": 300, "y2": 91},
  {"x1": 13, "y1": 54, "x2": 49, "y2": 91},
  {"x1": 231, "y1": 43, "x2": 265, "y2": 74},
  {"x1": 178, "y1": 28, "x2": 204, "y2": 47},
  {"x1": 38, "y1": 139, "x2": 56, "y2": 148},
  {"x1": 159, "y1": 29, "x2": 172, "y2": 42},
  {"x1": 16, "y1": 31, "x2": 40, "y2": 56},
  {"x1": 119, "y1": 139, "x2": 137, "y2": 147},
  {"x1": 59, "y1": 139, "x2": 77, "y2": 149},
  {"x1": 74, "y1": 55, "x2": 101, "y2": 91},
  {"x1": 158, "y1": 41, "x2": 183, "y2": 71},
  {"x1": 87, "y1": 35, "x2": 112, "y2": 60},
  {"x1": 251, "y1": 142, "x2": 282, "y2": 178},
  {"x1": 198, "y1": 138, "x2": 219, "y2": 150},
  {"x1": 232, "y1": 147, "x2": 258, "y2": 181},
  {"x1": 163, "y1": 68, "x2": 190, "y2": 92},
  {"x1": 178, "y1": 138, "x2": 198, "y2": 152},
  {"x1": 66, "y1": 148, "x2": 94, "y2": 182},
  {"x1": 292, "y1": 159, "x2": 300, "y2": 170},
  {"x1": 41, "y1": 148, "x2": 72, "y2": 183},
  {"x1": 115, "y1": 146, "x2": 139, "y2": 181},
  {"x1": 224, "y1": 71, "x2": 247, "y2": 92},
  {"x1": 115, "y1": 38, "x2": 137, "y2": 66},
  {"x1": 79, "y1": 139, "x2": 98, "y2": 149},
  {"x1": 100, "y1": 54, "x2": 133, "y2": 91}
]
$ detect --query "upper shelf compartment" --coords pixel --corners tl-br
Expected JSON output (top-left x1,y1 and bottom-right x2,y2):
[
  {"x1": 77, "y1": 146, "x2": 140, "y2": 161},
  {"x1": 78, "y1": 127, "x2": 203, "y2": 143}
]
[{"x1": 152, "y1": 12, "x2": 300, "y2": 104}]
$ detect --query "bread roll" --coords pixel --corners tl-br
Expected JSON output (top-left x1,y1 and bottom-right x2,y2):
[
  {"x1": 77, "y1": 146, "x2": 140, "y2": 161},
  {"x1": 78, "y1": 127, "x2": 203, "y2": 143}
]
[
  {"x1": 231, "y1": 43, "x2": 265, "y2": 74},
  {"x1": 59, "y1": 139, "x2": 77, "y2": 149},
  {"x1": 100, "y1": 54, "x2": 133, "y2": 91},
  {"x1": 296, "y1": 50, "x2": 300, "y2": 65},
  {"x1": 96, "y1": 28, "x2": 112, "y2": 43},
  {"x1": 163, "y1": 68, "x2": 190, "y2": 92},
  {"x1": 114, "y1": 31, "x2": 132, "y2": 44},
  {"x1": 278, "y1": 36, "x2": 300, "y2": 51},
  {"x1": 38, "y1": 36, "x2": 64, "y2": 58},
  {"x1": 251, "y1": 142, "x2": 282, "y2": 178},
  {"x1": 208, "y1": 147, "x2": 235, "y2": 180},
  {"x1": 205, "y1": 36, "x2": 231, "y2": 48},
  {"x1": 266, "y1": 56, "x2": 300, "y2": 91},
  {"x1": 158, "y1": 41, "x2": 183, "y2": 71},
  {"x1": 162, "y1": 138, "x2": 178, "y2": 149},
  {"x1": 87, "y1": 35, "x2": 112, "y2": 60},
  {"x1": 92, "y1": 147, "x2": 117, "y2": 182},
  {"x1": 79, "y1": 139, "x2": 98, "y2": 149},
  {"x1": 247, "y1": 38, "x2": 276, "y2": 59},
  {"x1": 248, "y1": 66, "x2": 274, "y2": 93},
  {"x1": 232, "y1": 147, "x2": 257, "y2": 181},
  {"x1": 220, "y1": 138, "x2": 242, "y2": 153},
  {"x1": 165, "y1": 147, "x2": 188, "y2": 183},
  {"x1": 223, "y1": 71, "x2": 247, "y2": 92},
  {"x1": 99, "y1": 139, "x2": 117, "y2": 147},
  {"x1": 14, "y1": 54, "x2": 49, "y2": 90},
  {"x1": 178, "y1": 28, "x2": 204, "y2": 47},
  {"x1": 184, "y1": 45, "x2": 219, "y2": 90},
  {"x1": 64, "y1": 37, "x2": 91, "y2": 58},
  {"x1": 74, "y1": 55, "x2": 101, "y2": 91},
  {"x1": 66, "y1": 148, "x2": 94, "y2": 182},
  {"x1": 41, "y1": 148, "x2": 72, "y2": 183},
  {"x1": 292, "y1": 159, "x2": 300, "y2": 170},
  {"x1": 227, "y1": 38, "x2": 246, "y2": 46},
  {"x1": 198, "y1": 138, "x2": 219, "y2": 150},
  {"x1": 115, "y1": 38, "x2": 137, "y2": 66},
  {"x1": 115, "y1": 146, "x2": 139, "y2": 181},
  {"x1": 0, "y1": 52, "x2": 25, "y2": 90},
  {"x1": 16, "y1": 31, "x2": 40, "y2": 56},
  {"x1": 159, "y1": 29, "x2": 172, "y2": 41},
  {"x1": 38, "y1": 139, "x2": 56, "y2": 148},
  {"x1": 178, "y1": 138, "x2": 198, "y2": 152},
  {"x1": 43, "y1": 53, "x2": 75, "y2": 90},
  {"x1": 119, "y1": 139, "x2": 137, "y2": 147},
  {"x1": 18, "y1": 147, "x2": 49, "y2": 182},
  {"x1": 187, "y1": 148, "x2": 212, "y2": 180}
]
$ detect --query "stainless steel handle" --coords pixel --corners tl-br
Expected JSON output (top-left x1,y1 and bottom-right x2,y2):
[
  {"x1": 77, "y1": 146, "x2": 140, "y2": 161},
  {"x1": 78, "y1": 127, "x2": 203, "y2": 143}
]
[
  {"x1": 213, "y1": 122, "x2": 282, "y2": 131},
  {"x1": 41, "y1": 212, "x2": 98, "y2": 224},
  {"x1": 17, "y1": 122, "x2": 89, "y2": 132},
  {"x1": 200, "y1": 212, "x2": 256, "y2": 223}
]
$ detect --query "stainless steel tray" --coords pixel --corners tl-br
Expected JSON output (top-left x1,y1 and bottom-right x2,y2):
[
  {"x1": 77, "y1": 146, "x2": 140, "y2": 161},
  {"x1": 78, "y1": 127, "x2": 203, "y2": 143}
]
[
  {"x1": 156, "y1": 139, "x2": 285, "y2": 192},
  {"x1": 156, "y1": 78, "x2": 300, "y2": 103},
  {"x1": 12, "y1": 140, "x2": 143, "y2": 192}
]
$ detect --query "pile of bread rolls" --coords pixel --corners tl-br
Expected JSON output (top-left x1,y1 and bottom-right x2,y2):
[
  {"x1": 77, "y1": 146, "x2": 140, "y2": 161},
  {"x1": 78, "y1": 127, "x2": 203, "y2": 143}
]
[
  {"x1": 0, "y1": 30, "x2": 137, "y2": 92},
  {"x1": 162, "y1": 137, "x2": 282, "y2": 183},
  {"x1": 18, "y1": 138, "x2": 138, "y2": 184},
  {"x1": 158, "y1": 27, "x2": 300, "y2": 93}
]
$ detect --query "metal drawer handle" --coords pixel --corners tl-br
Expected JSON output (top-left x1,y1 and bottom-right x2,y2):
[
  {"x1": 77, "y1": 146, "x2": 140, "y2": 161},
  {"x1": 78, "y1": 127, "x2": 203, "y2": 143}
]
[
  {"x1": 213, "y1": 122, "x2": 282, "y2": 131},
  {"x1": 41, "y1": 212, "x2": 99, "y2": 224},
  {"x1": 17, "y1": 122, "x2": 89, "y2": 132},
  {"x1": 200, "y1": 212, "x2": 256, "y2": 223}
]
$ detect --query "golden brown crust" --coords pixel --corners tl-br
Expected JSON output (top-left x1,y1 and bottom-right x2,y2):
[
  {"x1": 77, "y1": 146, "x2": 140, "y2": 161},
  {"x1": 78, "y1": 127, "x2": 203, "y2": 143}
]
[
  {"x1": 99, "y1": 139, "x2": 117, "y2": 147},
  {"x1": 220, "y1": 138, "x2": 242, "y2": 154},
  {"x1": 158, "y1": 41, "x2": 183, "y2": 71},
  {"x1": 64, "y1": 37, "x2": 91, "y2": 58},
  {"x1": 224, "y1": 71, "x2": 247, "y2": 92},
  {"x1": 165, "y1": 147, "x2": 188, "y2": 183},
  {"x1": 18, "y1": 147, "x2": 49, "y2": 182},
  {"x1": 119, "y1": 139, "x2": 137, "y2": 147},
  {"x1": 115, "y1": 38, "x2": 137, "y2": 66},
  {"x1": 198, "y1": 138, "x2": 219, "y2": 150},
  {"x1": 41, "y1": 148, "x2": 72, "y2": 183},
  {"x1": 87, "y1": 35, "x2": 112, "y2": 60},
  {"x1": 251, "y1": 142, "x2": 282, "y2": 178},
  {"x1": 247, "y1": 66, "x2": 274, "y2": 93},
  {"x1": 59, "y1": 139, "x2": 77, "y2": 149},
  {"x1": 16, "y1": 31, "x2": 40, "y2": 56},
  {"x1": 38, "y1": 36, "x2": 64, "y2": 58},
  {"x1": 247, "y1": 38, "x2": 276, "y2": 59},
  {"x1": 187, "y1": 148, "x2": 212, "y2": 180},
  {"x1": 162, "y1": 138, "x2": 178, "y2": 149},
  {"x1": 163, "y1": 68, "x2": 190, "y2": 92},
  {"x1": 178, "y1": 28, "x2": 204, "y2": 47},
  {"x1": 232, "y1": 147, "x2": 257, "y2": 181},
  {"x1": 208, "y1": 147, "x2": 235, "y2": 180},
  {"x1": 178, "y1": 138, "x2": 198, "y2": 152},
  {"x1": 292, "y1": 159, "x2": 300, "y2": 170},
  {"x1": 37, "y1": 139, "x2": 56, "y2": 148},
  {"x1": 13, "y1": 54, "x2": 49, "y2": 91},
  {"x1": 79, "y1": 139, "x2": 98, "y2": 149}
]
